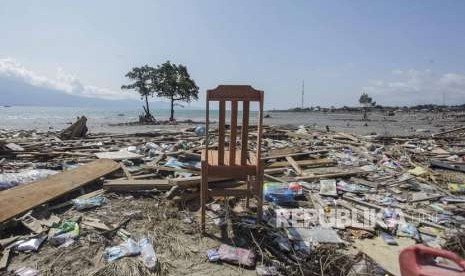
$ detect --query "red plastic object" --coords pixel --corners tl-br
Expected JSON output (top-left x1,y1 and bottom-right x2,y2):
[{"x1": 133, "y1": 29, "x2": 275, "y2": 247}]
[{"x1": 399, "y1": 244, "x2": 465, "y2": 276}]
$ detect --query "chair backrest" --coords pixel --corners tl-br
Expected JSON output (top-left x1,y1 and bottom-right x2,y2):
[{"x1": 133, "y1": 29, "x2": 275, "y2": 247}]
[{"x1": 205, "y1": 85, "x2": 264, "y2": 167}]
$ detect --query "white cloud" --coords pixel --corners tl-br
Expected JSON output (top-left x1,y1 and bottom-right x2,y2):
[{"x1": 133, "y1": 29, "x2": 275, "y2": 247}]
[
  {"x1": 0, "y1": 57, "x2": 135, "y2": 100},
  {"x1": 363, "y1": 69, "x2": 465, "y2": 106}
]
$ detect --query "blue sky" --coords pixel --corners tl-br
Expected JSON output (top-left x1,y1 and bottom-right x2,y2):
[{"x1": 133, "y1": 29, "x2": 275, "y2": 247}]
[{"x1": 1, "y1": 0, "x2": 465, "y2": 108}]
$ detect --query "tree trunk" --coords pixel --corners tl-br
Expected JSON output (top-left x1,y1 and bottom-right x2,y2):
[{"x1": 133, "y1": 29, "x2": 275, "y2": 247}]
[
  {"x1": 170, "y1": 96, "x2": 175, "y2": 121},
  {"x1": 145, "y1": 95, "x2": 151, "y2": 117}
]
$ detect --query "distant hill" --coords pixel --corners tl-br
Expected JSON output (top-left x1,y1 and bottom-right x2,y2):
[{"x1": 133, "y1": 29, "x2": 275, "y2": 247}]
[{"x1": 0, "y1": 76, "x2": 170, "y2": 108}]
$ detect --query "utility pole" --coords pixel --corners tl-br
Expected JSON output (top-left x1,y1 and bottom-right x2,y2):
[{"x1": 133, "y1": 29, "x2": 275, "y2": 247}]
[{"x1": 301, "y1": 80, "x2": 305, "y2": 109}]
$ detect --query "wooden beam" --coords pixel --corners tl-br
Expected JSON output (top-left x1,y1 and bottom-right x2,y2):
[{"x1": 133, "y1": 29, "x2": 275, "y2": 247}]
[
  {"x1": 267, "y1": 158, "x2": 336, "y2": 169},
  {"x1": 0, "y1": 159, "x2": 120, "y2": 223},
  {"x1": 285, "y1": 156, "x2": 303, "y2": 175},
  {"x1": 120, "y1": 163, "x2": 134, "y2": 180},
  {"x1": 103, "y1": 179, "x2": 171, "y2": 191},
  {"x1": 261, "y1": 150, "x2": 328, "y2": 161},
  {"x1": 295, "y1": 170, "x2": 368, "y2": 181}
]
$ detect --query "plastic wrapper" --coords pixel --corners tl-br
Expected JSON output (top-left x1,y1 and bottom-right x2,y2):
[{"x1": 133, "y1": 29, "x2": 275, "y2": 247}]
[
  {"x1": 217, "y1": 244, "x2": 255, "y2": 267},
  {"x1": 48, "y1": 220, "x2": 80, "y2": 246},
  {"x1": 399, "y1": 223, "x2": 420, "y2": 240},
  {"x1": 207, "y1": 249, "x2": 220, "y2": 262},
  {"x1": 104, "y1": 238, "x2": 141, "y2": 262},
  {"x1": 0, "y1": 169, "x2": 58, "y2": 190},
  {"x1": 263, "y1": 182, "x2": 295, "y2": 206},
  {"x1": 139, "y1": 237, "x2": 157, "y2": 270},
  {"x1": 14, "y1": 267, "x2": 39, "y2": 276},
  {"x1": 16, "y1": 235, "x2": 47, "y2": 252},
  {"x1": 72, "y1": 196, "x2": 105, "y2": 210}
]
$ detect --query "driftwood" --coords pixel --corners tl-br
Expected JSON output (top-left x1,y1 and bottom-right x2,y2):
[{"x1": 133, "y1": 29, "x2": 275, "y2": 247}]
[{"x1": 60, "y1": 116, "x2": 88, "y2": 140}]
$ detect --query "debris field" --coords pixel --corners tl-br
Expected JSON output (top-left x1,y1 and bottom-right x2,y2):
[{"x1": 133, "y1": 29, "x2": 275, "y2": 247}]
[{"x1": 1, "y1": 120, "x2": 465, "y2": 276}]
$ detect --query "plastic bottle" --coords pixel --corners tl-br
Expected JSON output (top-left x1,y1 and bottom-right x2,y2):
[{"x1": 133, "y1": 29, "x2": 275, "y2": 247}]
[{"x1": 139, "y1": 237, "x2": 157, "y2": 270}]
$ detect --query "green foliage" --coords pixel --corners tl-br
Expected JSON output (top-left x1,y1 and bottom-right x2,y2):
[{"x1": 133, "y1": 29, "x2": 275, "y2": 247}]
[
  {"x1": 121, "y1": 65, "x2": 155, "y2": 98},
  {"x1": 121, "y1": 61, "x2": 199, "y2": 121},
  {"x1": 121, "y1": 65, "x2": 157, "y2": 121},
  {"x1": 153, "y1": 61, "x2": 199, "y2": 120}
]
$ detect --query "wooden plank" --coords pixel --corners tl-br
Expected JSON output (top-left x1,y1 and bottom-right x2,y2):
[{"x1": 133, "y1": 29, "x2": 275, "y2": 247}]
[
  {"x1": 241, "y1": 101, "x2": 249, "y2": 165},
  {"x1": 95, "y1": 151, "x2": 143, "y2": 160},
  {"x1": 169, "y1": 176, "x2": 231, "y2": 186},
  {"x1": 229, "y1": 100, "x2": 238, "y2": 165},
  {"x1": 0, "y1": 159, "x2": 120, "y2": 223},
  {"x1": 285, "y1": 156, "x2": 303, "y2": 175},
  {"x1": 218, "y1": 100, "x2": 226, "y2": 165},
  {"x1": 261, "y1": 150, "x2": 328, "y2": 160},
  {"x1": 432, "y1": 126, "x2": 465, "y2": 137},
  {"x1": 264, "y1": 174, "x2": 287, "y2": 183},
  {"x1": 120, "y1": 163, "x2": 134, "y2": 180},
  {"x1": 103, "y1": 179, "x2": 171, "y2": 191},
  {"x1": 0, "y1": 248, "x2": 10, "y2": 270},
  {"x1": 336, "y1": 132, "x2": 359, "y2": 142},
  {"x1": 268, "y1": 158, "x2": 336, "y2": 169},
  {"x1": 295, "y1": 170, "x2": 368, "y2": 181}
]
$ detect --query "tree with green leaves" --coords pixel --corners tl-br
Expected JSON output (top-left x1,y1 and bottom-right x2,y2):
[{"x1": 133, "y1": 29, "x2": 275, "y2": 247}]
[
  {"x1": 121, "y1": 65, "x2": 156, "y2": 122},
  {"x1": 359, "y1": 92, "x2": 376, "y2": 120},
  {"x1": 154, "y1": 61, "x2": 199, "y2": 121}
]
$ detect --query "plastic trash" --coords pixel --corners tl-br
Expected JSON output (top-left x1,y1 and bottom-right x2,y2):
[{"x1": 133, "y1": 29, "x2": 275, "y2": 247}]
[
  {"x1": 263, "y1": 182, "x2": 295, "y2": 206},
  {"x1": 381, "y1": 232, "x2": 397, "y2": 245},
  {"x1": 319, "y1": 179, "x2": 337, "y2": 197},
  {"x1": 256, "y1": 264, "x2": 280, "y2": 276},
  {"x1": 72, "y1": 196, "x2": 105, "y2": 210},
  {"x1": 194, "y1": 125, "x2": 206, "y2": 136},
  {"x1": 16, "y1": 235, "x2": 47, "y2": 252},
  {"x1": 48, "y1": 220, "x2": 80, "y2": 246},
  {"x1": 207, "y1": 249, "x2": 220, "y2": 262},
  {"x1": 62, "y1": 161, "x2": 79, "y2": 171},
  {"x1": 127, "y1": 146, "x2": 138, "y2": 153},
  {"x1": 449, "y1": 183, "x2": 465, "y2": 193},
  {"x1": 288, "y1": 182, "x2": 303, "y2": 195},
  {"x1": 337, "y1": 180, "x2": 369, "y2": 194},
  {"x1": 399, "y1": 223, "x2": 420, "y2": 240},
  {"x1": 165, "y1": 157, "x2": 200, "y2": 170},
  {"x1": 217, "y1": 244, "x2": 256, "y2": 267},
  {"x1": 0, "y1": 169, "x2": 58, "y2": 190},
  {"x1": 139, "y1": 237, "x2": 157, "y2": 270},
  {"x1": 104, "y1": 238, "x2": 141, "y2": 262},
  {"x1": 14, "y1": 267, "x2": 39, "y2": 276}
]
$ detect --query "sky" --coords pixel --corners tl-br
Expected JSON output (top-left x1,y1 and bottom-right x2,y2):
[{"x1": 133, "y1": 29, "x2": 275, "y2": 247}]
[{"x1": 1, "y1": 0, "x2": 465, "y2": 109}]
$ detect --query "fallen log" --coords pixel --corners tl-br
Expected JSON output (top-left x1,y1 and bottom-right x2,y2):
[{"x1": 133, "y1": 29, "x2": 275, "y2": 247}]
[{"x1": 60, "y1": 116, "x2": 88, "y2": 140}]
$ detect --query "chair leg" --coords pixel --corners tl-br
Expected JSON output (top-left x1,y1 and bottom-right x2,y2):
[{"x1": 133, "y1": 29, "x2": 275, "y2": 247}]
[
  {"x1": 200, "y1": 161, "x2": 207, "y2": 233},
  {"x1": 246, "y1": 176, "x2": 251, "y2": 209},
  {"x1": 257, "y1": 164, "x2": 264, "y2": 224}
]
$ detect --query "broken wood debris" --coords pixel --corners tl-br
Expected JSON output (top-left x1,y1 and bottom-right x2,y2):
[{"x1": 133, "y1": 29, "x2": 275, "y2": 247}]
[{"x1": 1, "y1": 123, "x2": 465, "y2": 275}]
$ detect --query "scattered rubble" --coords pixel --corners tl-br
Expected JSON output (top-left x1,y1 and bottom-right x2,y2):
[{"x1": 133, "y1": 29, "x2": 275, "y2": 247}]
[{"x1": 1, "y1": 122, "x2": 465, "y2": 275}]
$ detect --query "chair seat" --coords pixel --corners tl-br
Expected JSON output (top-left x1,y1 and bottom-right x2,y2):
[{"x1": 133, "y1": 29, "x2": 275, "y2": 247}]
[{"x1": 202, "y1": 149, "x2": 256, "y2": 166}]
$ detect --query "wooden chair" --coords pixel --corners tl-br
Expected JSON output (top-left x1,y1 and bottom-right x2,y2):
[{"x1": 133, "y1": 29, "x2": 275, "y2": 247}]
[{"x1": 201, "y1": 85, "x2": 264, "y2": 232}]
